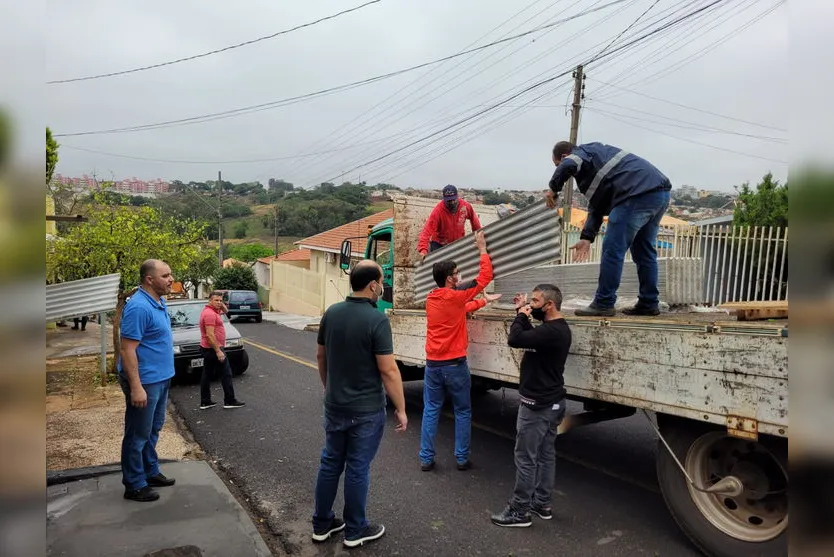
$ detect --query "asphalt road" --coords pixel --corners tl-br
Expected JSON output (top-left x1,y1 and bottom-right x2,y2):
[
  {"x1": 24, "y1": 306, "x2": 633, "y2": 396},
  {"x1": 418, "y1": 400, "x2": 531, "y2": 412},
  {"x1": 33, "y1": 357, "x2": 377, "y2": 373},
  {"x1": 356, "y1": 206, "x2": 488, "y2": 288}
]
[{"x1": 169, "y1": 321, "x2": 701, "y2": 557}]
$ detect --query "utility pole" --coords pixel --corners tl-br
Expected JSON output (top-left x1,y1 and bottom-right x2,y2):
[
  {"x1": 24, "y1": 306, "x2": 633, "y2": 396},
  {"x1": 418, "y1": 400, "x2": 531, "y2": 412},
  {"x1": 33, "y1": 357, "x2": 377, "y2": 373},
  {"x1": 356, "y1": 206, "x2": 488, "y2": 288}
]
[
  {"x1": 217, "y1": 170, "x2": 224, "y2": 266},
  {"x1": 564, "y1": 64, "x2": 584, "y2": 230}
]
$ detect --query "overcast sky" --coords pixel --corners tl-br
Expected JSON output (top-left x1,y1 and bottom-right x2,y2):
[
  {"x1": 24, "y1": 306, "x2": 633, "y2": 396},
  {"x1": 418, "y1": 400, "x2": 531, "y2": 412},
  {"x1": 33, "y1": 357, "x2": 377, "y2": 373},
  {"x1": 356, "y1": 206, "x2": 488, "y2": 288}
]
[{"x1": 46, "y1": 0, "x2": 788, "y2": 193}]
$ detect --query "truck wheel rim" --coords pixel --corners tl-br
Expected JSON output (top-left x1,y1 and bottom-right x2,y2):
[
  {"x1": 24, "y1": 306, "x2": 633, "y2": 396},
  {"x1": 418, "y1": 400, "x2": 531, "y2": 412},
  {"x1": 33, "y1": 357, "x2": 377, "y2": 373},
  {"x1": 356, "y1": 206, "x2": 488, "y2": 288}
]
[{"x1": 685, "y1": 432, "x2": 788, "y2": 542}]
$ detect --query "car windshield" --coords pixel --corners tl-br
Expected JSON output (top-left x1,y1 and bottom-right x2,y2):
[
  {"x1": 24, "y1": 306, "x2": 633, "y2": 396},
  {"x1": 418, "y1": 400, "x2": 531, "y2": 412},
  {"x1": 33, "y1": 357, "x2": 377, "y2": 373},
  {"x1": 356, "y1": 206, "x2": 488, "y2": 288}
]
[{"x1": 167, "y1": 302, "x2": 229, "y2": 328}]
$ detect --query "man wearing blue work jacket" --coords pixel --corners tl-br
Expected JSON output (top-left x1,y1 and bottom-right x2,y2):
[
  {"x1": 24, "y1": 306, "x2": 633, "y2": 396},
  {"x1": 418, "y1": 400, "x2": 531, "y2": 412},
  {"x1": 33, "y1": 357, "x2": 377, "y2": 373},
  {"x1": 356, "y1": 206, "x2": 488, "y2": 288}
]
[{"x1": 545, "y1": 141, "x2": 672, "y2": 317}]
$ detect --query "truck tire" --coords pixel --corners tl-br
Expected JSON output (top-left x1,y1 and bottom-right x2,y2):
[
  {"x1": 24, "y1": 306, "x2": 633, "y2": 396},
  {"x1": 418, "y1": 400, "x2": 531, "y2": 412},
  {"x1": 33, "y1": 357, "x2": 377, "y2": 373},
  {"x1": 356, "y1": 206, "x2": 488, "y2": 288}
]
[{"x1": 656, "y1": 419, "x2": 788, "y2": 557}]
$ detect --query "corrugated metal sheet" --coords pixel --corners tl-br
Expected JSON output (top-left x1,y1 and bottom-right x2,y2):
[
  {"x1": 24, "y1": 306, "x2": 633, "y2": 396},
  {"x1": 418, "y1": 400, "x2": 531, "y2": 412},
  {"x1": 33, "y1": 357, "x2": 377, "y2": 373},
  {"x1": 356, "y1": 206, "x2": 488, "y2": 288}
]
[
  {"x1": 414, "y1": 201, "x2": 561, "y2": 302},
  {"x1": 45, "y1": 273, "x2": 121, "y2": 322},
  {"x1": 493, "y1": 258, "x2": 703, "y2": 306},
  {"x1": 665, "y1": 257, "x2": 704, "y2": 305}
]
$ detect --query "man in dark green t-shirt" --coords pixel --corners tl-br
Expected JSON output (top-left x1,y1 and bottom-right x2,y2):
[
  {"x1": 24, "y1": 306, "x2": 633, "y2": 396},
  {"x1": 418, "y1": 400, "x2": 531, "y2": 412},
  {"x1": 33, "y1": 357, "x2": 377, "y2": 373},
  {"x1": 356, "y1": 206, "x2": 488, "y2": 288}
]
[{"x1": 311, "y1": 260, "x2": 407, "y2": 549}]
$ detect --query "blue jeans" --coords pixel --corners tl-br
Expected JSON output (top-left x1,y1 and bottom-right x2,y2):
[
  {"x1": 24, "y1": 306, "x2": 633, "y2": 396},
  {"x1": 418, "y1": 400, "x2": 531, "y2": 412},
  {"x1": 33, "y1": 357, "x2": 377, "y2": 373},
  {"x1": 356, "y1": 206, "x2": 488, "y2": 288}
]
[
  {"x1": 595, "y1": 188, "x2": 671, "y2": 309},
  {"x1": 119, "y1": 376, "x2": 170, "y2": 490},
  {"x1": 419, "y1": 360, "x2": 472, "y2": 465},
  {"x1": 313, "y1": 408, "x2": 385, "y2": 539}
]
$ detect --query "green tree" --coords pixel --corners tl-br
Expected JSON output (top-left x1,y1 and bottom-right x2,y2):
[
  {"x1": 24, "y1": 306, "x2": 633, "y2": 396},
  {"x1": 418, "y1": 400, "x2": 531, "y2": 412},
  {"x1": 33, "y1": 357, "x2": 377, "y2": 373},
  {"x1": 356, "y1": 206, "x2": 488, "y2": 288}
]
[
  {"x1": 49, "y1": 193, "x2": 206, "y2": 370},
  {"x1": 47, "y1": 127, "x2": 59, "y2": 185},
  {"x1": 234, "y1": 220, "x2": 249, "y2": 239},
  {"x1": 733, "y1": 173, "x2": 788, "y2": 228},
  {"x1": 179, "y1": 247, "x2": 219, "y2": 294},
  {"x1": 213, "y1": 263, "x2": 259, "y2": 292},
  {"x1": 226, "y1": 243, "x2": 273, "y2": 263}
]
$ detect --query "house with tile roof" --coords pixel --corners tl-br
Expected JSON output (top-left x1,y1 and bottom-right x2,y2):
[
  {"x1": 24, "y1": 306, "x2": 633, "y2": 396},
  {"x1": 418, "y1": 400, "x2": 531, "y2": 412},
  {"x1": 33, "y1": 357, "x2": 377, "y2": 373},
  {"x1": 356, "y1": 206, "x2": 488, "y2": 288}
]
[{"x1": 268, "y1": 209, "x2": 393, "y2": 316}]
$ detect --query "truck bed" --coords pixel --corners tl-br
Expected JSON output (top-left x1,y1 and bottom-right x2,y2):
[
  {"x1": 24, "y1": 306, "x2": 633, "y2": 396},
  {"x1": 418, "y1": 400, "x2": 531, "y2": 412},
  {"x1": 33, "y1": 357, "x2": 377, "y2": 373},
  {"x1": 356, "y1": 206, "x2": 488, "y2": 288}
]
[{"x1": 387, "y1": 307, "x2": 788, "y2": 437}]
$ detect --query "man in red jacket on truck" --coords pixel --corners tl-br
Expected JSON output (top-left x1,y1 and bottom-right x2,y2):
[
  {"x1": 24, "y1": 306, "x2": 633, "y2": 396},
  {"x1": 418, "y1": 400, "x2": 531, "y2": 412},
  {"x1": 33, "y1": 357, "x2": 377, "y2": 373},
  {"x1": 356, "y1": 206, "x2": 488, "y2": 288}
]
[
  {"x1": 419, "y1": 230, "x2": 500, "y2": 472},
  {"x1": 417, "y1": 185, "x2": 482, "y2": 261}
]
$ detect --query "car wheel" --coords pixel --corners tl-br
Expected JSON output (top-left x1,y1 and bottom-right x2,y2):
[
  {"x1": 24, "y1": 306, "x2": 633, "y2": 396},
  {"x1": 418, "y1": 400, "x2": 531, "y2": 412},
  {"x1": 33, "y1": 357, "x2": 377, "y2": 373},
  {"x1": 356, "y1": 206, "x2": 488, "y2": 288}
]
[
  {"x1": 255, "y1": 314, "x2": 263, "y2": 323},
  {"x1": 233, "y1": 350, "x2": 249, "y2": 376}
]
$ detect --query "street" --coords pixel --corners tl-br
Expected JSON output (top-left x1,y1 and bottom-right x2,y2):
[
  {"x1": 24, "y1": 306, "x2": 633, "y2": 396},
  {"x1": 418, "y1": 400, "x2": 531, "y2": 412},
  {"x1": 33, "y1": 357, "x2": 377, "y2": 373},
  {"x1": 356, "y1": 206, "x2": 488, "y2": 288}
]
[{"x1": 168, "y1": 321, "x2": 701, "y2": 557}]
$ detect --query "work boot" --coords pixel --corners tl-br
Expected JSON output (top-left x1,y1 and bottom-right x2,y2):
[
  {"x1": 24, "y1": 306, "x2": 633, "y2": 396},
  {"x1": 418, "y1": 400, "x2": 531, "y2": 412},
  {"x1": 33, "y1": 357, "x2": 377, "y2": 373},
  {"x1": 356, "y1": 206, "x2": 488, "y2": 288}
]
[
  {"x1": 147, "y1": 473, "x2": 176, "y2": 487},
  {"x1": 574, "y1": 304, "x2": 615, "y2": 317},
  {"x1": 124, "y1": 486, "x2": 160, "y2": 502},
  {"x1": 622, "y1": 305, "x2": 660, "y2": 316}
]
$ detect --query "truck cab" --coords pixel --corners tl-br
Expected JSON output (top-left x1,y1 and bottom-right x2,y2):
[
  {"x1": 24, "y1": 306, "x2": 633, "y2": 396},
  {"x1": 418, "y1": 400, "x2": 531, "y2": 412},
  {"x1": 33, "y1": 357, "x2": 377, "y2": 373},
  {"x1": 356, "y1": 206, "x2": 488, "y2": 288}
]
[{"x1": 340, "y1": 217, "x2": 394, "y2": 312}]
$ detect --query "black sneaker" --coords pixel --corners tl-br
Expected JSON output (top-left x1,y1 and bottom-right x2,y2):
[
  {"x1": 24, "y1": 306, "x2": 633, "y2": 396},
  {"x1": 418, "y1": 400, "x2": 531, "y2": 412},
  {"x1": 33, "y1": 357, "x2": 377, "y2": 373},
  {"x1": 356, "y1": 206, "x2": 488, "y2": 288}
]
[
  {"x1": 147, "y1": 473, "x2": 176, "y2": 487},
  {"x1": 420, "y1": 461, "x2": 435, "y2": 472},
  {"x1": 531, "y1": 504, "x2": 552, "y2": 520},
  {"x1": 124, "y1": 485, "x2": 159, "y2": 502},
  {"x1": 491, "y1": 505, "x2": 532, "y2": 528},
  {"x1": 622, "y1": 305, "x2": 660, "y2": 316},
  {"x1": 199, "y1": 401, "x2": 217, "y2": 410},
  {"x1": 312, "y1": 517, "x2": 345, "y2": 542},
  {"x1": 574, "y1": 304, "x2": 615, "y2": 317},
  {"x1": 343, "y1": 523, "x2": 385, "y2": 548},
  {"x1": 223, "y1": 400, "x2": 245, "y2": 409},
  {"x1": 456, "y1": 460, "x2": 472, "y2": 471}
]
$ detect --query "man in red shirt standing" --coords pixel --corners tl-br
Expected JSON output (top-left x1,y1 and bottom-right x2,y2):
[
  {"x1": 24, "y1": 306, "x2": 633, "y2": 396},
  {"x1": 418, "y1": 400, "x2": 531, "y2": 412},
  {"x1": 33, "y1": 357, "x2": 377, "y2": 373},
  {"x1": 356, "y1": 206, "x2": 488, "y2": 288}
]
[
  {"x1": 419, "y1": 231, "x2": 500, "y2": 471},
  {"x1": 199, "y1": 291, "x2": 245, "y2": 410},
  {"x1": 417, "y1": 185, "x2": 482, "y2": 260}
]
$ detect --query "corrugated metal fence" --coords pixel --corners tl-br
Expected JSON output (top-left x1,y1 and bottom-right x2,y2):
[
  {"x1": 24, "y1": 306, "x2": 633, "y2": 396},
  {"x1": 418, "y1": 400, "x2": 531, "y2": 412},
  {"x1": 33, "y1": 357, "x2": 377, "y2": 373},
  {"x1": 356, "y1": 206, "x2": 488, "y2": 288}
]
[
  {"x1": 45, "y1": 273, "x2": 121, "y2": 322},
  {"x1": 561, "y1": 224, "x2": 788, "y2": 306}
]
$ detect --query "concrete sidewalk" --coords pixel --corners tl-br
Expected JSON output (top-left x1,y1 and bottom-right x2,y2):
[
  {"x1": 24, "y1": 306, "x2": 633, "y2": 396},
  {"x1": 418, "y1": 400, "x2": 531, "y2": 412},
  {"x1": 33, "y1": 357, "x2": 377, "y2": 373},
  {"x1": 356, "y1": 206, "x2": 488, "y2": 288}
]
[
  {"x1": 47, "y1": 460, "x2": 272, "y2": 557},
  {"x1": 262, "y1": 311, "x2": 319, "y2": 332}
]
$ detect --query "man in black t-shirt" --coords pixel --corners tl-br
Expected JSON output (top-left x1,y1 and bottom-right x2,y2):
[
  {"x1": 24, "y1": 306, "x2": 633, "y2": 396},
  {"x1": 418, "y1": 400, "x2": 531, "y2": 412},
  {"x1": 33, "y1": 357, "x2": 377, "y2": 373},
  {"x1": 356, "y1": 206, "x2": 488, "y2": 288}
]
[
  {"x1": 311, "y1": 260, "x2": 407, "y2": 549},
  {"x1": 491, "y1": 283, "x2": 572, "y2": 528}
]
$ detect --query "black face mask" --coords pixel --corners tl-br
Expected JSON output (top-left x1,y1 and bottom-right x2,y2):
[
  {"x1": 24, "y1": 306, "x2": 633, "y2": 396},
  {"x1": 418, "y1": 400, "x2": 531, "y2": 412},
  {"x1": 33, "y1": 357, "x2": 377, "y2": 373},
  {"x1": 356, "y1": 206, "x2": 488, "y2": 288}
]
[{"x1": 530, "y1": 304, "x2": 548, "y2": 321}]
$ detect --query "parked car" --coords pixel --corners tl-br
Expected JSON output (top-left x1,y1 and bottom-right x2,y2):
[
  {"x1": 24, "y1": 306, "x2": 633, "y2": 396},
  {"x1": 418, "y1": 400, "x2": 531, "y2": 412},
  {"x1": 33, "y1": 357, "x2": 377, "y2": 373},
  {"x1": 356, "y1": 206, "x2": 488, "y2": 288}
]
[
  {"x1": 219, "y1": 290, "x2": 263, "y2": 322},
  {"x1": 167, "y1": 299, "x2": 249, "y2": 382}
]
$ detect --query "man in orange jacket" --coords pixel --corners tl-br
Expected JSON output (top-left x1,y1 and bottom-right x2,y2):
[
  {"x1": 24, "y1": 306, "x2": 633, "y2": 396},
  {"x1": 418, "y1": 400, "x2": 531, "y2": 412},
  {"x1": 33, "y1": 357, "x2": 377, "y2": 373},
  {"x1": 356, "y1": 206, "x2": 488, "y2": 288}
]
[{"x1": 419, "y1": 231, "x2": 501, "y2": 471}]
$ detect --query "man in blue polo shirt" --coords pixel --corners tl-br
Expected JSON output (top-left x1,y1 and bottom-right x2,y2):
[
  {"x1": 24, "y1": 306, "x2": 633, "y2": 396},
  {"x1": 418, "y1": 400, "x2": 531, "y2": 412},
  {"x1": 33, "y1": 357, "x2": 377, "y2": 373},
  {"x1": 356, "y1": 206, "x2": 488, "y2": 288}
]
[{"x1": 118, "y1": 259, "x2": 176, "y2": 502}]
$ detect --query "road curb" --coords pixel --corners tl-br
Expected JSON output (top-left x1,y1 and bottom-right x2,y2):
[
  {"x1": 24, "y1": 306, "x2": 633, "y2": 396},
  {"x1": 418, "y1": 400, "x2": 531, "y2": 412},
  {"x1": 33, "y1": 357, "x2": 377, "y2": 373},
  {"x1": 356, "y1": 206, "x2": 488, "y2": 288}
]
[{"x1": 47, "y1": 460, "x2": 178, "y2": 486}]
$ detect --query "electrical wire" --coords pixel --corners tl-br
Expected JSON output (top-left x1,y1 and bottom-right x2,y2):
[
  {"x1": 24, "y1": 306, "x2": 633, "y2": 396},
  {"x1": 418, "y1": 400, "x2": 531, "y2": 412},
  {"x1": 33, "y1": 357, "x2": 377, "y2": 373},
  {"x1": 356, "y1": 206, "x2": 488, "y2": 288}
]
[
  {"x1": 53, "y1": 0, "x2": 632, "y2": 138},
  {"x1": 586, "y1": 107, "x2": 787, "y2": 163},
  {"x1": 301, "y1": 0, "x2": 732, "y2": 186},
  {"x1": 47, "y1": 0, "x2": 384, "y2": 84},
  {"x1": 585, "y1": 100, "x2": 787, "y2": 142},
  {"x1": 586, "y1": 77, "x2": 786, "y2": 131},
  {"x1": 587, "y1": 0, "x2": 661, "y2": 64},
  {"x1": 278, "y1": 0, "x2": 564, "y2": 178},
  {"x1": 286, "y1": 0, "x2": 602, "y2": 181},
  {"x1": 297, "y1": 0, "x2": 651, "y2": 185},
  {"x1": 311, "y1": 1, "x2": 728, "y2": 185}
]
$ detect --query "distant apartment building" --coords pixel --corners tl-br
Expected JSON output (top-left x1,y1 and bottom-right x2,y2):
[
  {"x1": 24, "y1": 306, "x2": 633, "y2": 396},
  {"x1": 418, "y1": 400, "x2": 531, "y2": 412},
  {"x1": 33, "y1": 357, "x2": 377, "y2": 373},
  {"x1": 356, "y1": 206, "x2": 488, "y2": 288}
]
[{"x1": 52, "y1": 174, "x2": 170, "y2": 196}]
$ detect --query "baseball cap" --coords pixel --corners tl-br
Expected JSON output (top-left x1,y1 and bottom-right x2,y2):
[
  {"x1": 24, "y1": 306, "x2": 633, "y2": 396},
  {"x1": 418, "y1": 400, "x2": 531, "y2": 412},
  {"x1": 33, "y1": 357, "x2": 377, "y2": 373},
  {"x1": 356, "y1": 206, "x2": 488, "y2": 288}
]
[{"x1": 442, "y1": 184, "x2": 458, "y2": 200}]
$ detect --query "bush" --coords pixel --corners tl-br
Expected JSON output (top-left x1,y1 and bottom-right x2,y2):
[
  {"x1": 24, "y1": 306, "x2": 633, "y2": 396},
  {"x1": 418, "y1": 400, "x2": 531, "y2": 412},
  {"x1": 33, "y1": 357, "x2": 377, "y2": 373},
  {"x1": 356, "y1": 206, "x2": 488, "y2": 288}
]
[{"x1": 213, "y1": 264, "x2": 259, "y2": 292}]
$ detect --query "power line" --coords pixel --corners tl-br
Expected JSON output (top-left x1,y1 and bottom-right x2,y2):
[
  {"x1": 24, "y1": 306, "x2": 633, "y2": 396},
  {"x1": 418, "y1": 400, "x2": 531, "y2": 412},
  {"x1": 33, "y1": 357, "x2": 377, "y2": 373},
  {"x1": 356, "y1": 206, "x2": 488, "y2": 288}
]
[
  {"x1": 53, "y1": 0, "x2": 631, "y2": 138},
  {"x1": 47, "y1": 0, "x2": 384, "y2": 84},
  {"x1": 586, "y1": 77, "x2": 786, "y2": 131},
  {"x1": 298, "y1": 0, "x2": 649, "y2": 185},
  {"x1": 587, "y1": 0, "x2": 661, "y2": 64},
  {"x1": 287, "y1": 0, "x2": 603, "y2": 182},
  {"x1": 59, "y1": 141, "x2": 409, "y2": 164},
  {"x1": 317, "y1": 71, "x2": 575, "y2": 184},
  {"x1": 608, "y1": 0, "x2": 784, "y2": 93},
  {"x1": 585, "y1": 103, "x2": 787, "y2": 142},
  {"x1": 303, "y1": 0, "x2": 730, "y2": 186},
  {"x1": 587, "y1": 107, "x2": 787, "y2": 163},
  {"x1": 591, "y1": 0, "x2": 759, "y2": 98},
  {"x1": 281, "y1": 0, "x2": 578, "y2": 179}
]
